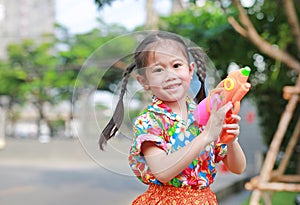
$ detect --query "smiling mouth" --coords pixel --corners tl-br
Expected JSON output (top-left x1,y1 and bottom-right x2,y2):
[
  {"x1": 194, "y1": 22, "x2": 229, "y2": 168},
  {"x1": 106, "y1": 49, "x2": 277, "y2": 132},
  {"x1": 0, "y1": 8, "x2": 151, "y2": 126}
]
[{"x1": 164, "y1": 83, "x2": 181, "y2": 90}]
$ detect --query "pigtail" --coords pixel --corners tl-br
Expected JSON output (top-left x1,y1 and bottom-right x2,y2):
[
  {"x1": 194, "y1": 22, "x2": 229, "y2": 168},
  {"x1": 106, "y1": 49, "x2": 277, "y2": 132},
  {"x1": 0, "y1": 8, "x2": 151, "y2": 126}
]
[
  {"x1": 99, "y1": 62, "x2": 136, "y2": 150},
  {"x1": 188, "y1": 47, "x2": 207, "y2": 104}
]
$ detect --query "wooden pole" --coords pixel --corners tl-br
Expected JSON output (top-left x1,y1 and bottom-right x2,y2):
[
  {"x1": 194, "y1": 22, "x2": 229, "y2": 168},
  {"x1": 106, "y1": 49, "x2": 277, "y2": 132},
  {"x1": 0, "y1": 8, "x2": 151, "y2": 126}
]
[
  {"x1": 249, "y1": 76, "x2": 300, "y2": 205},
  {"x1": 276, "y1": 117, "x2": 300, "y2": 175},
  {"x1": 248, "y1": 182, "x2": 300, "y2": 192},
  {"x1": 283, "y1": 86, "x2": 300, "y2": 100},
  {"x1": 273, "y1": 175, "x2": 300, "y2": 183}
]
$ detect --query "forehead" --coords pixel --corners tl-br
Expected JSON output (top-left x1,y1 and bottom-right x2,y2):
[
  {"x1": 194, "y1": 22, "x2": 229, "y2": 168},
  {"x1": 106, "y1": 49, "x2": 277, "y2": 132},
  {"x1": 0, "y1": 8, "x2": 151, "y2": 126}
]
[{"x1": 145, "y1": 39, "x2": 188, "y2": 62}]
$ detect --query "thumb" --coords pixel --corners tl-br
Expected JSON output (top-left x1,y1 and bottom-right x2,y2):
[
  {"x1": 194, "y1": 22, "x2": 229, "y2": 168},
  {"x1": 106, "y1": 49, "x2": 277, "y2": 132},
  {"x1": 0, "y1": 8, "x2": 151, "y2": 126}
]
[
  {"x1": 220, "y1": 102, "x2": 233, "y2": 114},
  {"x1": 211, "y1": 97, "x2": 219, "y2": 113}
]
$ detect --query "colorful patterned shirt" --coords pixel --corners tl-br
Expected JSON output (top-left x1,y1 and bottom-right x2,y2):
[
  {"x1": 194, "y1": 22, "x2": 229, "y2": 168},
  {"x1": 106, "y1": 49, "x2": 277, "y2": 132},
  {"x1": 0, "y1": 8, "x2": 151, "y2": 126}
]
[{"x1": 128, "y1": 96, "x2": 227, "y2": 189}]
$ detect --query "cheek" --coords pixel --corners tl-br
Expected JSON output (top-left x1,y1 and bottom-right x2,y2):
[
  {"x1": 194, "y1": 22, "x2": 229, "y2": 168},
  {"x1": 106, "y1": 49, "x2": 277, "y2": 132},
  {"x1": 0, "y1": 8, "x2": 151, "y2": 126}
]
[
  {"x1": 181, "y1": 71, "x2": 193, "y2": 83},
  {"x1": 146, "y1": 74, "x2": 164, "y2": 87},
  {"x1": 181, "y1": 73, "x2": 193, "y2": 89}
]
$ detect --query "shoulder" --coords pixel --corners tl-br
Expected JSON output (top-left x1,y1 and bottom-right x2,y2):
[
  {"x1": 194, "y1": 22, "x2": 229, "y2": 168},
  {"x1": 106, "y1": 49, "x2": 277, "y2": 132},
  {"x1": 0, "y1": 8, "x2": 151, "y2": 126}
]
[
  {"x1": 134, "y1": 107, "x2": 158, "y2": 124},
  {"x1": 133, "y1": 108, "x2": 161, "y2": 133}
]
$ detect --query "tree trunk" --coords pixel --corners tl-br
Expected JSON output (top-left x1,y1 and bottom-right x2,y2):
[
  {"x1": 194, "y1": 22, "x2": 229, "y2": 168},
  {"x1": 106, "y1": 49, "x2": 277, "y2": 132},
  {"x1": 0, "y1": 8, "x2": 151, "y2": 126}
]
[
  {"x1": 36, "y1": 102, "x2": 43, "y2": 138},
  {"x1": 171, "y1": 0, "x2": 184, "y2": 13},
  {"x1": 145, "y1": 0, "x2": 159, "y2": 29},
  {"x1": 0, "y1": 96, "x2": 10, "y2": 149},
  {"x1": 228, "y1": 0, "x2": 300, "y2": 74}
]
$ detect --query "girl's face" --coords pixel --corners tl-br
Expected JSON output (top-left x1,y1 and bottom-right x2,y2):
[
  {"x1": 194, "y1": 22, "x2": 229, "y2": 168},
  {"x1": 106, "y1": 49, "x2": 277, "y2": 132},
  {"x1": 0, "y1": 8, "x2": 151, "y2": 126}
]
[{"x1": 137, "y1": 41, "x2": 194, "y2": 104}]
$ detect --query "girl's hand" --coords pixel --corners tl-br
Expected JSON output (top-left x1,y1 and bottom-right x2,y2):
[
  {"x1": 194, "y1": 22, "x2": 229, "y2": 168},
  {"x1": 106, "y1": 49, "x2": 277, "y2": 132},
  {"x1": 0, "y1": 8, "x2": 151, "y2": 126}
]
[
  {"x1": 204, "y1": 101, "x2": 233, "y2": 143},
  {"x1": 223, "y1": 114, "x2": 241, "y2": 142},
  {"x1": 222, "y1": 114, "x2": 246, "y2": 174}
]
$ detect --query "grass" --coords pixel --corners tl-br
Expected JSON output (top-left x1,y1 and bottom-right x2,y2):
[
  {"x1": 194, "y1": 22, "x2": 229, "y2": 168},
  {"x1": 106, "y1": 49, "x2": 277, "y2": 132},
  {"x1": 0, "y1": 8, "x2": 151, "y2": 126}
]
[{"x1": 242, "y1": 191, "x2": 299, "y2": 205}]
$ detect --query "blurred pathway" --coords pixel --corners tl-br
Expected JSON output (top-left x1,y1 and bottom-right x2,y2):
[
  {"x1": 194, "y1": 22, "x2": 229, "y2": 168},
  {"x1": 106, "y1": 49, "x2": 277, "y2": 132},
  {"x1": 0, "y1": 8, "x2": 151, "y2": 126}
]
[{"x1": 0, "y1": 137, "x2": 252, "y2": 204}]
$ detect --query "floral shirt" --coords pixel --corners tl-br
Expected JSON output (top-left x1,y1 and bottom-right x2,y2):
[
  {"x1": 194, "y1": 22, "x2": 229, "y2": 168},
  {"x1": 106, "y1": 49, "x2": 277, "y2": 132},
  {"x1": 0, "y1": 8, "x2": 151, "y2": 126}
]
[{"x1": 128, "y1": 96, "x2": 227, "y2": 189}]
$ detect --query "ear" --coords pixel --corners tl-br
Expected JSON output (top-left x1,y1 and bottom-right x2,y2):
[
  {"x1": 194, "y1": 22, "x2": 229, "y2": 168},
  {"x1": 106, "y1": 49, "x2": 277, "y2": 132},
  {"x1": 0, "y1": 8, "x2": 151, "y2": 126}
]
[
  {"x1": 189, "y1": 62, "x2": 195, "y2": 79},
  {"x1": 136, "y1": 74, "x2": 150, "y2": 90}
]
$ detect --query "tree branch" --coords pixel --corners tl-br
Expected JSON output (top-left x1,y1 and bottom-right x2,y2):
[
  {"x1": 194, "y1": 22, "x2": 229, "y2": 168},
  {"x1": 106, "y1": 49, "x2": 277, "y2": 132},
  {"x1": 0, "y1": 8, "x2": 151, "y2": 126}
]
[
  {"x1": 284, "y1": 0, "x2": 300, "y2": 53},
  {"x1": 228, "y1": 17, "x2": 247, "y2": 37},
  {"x1": 228, "y1": 1, "x2": 300, "y2": 74}
]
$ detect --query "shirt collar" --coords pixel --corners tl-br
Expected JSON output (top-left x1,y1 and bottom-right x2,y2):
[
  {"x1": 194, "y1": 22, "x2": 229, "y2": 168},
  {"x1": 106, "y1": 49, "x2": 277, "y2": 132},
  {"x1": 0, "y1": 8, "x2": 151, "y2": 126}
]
[{"x1": 148, "y1": 96, "x2": 197, "y2": 123}]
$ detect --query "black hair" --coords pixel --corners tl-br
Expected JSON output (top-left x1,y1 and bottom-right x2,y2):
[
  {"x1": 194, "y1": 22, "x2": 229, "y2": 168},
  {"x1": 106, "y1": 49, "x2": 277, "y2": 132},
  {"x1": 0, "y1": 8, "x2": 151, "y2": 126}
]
[{"x1": 99, "y1": 31, "x2": 207, "y2": 150}]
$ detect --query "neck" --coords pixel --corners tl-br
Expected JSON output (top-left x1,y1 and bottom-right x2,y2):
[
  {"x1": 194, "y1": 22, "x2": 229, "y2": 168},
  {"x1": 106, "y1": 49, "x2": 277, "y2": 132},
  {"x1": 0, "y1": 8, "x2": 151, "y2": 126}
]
[{"x1": 165, "y1": 98, "x2": 188, "y2": 121}]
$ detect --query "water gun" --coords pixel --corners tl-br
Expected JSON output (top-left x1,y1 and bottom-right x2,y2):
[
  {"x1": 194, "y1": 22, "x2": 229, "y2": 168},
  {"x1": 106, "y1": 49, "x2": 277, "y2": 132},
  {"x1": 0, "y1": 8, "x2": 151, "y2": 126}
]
[{"x1": 194, "y1": 67, "x2": 252, "y2": 143}]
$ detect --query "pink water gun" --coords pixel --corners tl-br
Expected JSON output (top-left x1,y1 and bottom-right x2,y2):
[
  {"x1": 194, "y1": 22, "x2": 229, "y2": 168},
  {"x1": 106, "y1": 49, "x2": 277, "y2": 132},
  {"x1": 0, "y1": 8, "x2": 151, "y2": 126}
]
[{"x1": 194, "y1": 67, "x2": 252, "y2": 143}]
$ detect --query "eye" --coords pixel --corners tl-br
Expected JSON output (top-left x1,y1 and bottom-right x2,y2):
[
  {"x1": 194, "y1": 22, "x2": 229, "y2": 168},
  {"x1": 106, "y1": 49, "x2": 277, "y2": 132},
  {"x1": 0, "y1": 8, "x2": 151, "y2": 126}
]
[
  {"x1": 173, "y1": 63, "x2": 183, "y2": 69},
  {"x1": 153, "y1": 67, "x2": 164, "y2": 73}
]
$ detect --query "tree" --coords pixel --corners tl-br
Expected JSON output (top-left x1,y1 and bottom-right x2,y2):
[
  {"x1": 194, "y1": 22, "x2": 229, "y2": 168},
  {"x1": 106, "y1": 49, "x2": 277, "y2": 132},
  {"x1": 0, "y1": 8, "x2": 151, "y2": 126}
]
[
  {"x1": 228, "y1": 1, "x2": 300, "y2": 202},
  {"x1": 91, "y1": 0, "x2": 300, "y2": 147},
  {"x1": 0, "y1": 19, "x2": 132, "y2": 139},
  {"x1": 0, "y1": 61, "x2": 26, "y2": 104},
  {"x1": 6, "y1": 37, "x2": 72, "y2": 138},
  {"x1": 57, "y1": 20, "x2": 130, "y2": 91},
  {"x1": 229, "y1": 0, "x2": 300, "y2": 72},
  {"x1": 227, "y1": 0, "x2": 300, "y2": 146},
  {"x1": 159, "y1": 0, "x2": 299, "y2": 148},
  {"x1": 0, "y1": 60, "x2": 26, "y2": 137}
]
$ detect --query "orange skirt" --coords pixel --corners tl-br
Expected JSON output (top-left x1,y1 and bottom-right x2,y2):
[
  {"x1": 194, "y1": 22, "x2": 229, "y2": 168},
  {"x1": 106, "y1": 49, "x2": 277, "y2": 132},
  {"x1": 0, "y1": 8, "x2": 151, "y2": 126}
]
[{"x1": 132, "y1": 184, "x2": 218, "y2": 205}]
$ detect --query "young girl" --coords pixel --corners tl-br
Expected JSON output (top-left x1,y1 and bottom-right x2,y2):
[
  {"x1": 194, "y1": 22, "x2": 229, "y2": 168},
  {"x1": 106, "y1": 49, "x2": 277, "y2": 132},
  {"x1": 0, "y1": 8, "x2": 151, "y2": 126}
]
[{"x1": 99, "y1": 31, "x2": 246, "y2": 204}]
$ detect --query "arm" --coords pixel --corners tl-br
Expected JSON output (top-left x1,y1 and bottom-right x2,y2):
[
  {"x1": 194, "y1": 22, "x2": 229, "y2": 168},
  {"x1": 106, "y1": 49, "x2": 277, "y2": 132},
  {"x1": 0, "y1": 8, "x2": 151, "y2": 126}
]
[
  {"x1": 142, "y1": 132, "x2": 210, "y2": 183},
  {"x1": 141, "y1": 102, "x2": 233, "y2": 183},
  {"x1": 222, "y1": 114, "x2": 246, "y2": 174},
  {"x1": 223, "y1": 140, "x2": 246, "y2": 174}
]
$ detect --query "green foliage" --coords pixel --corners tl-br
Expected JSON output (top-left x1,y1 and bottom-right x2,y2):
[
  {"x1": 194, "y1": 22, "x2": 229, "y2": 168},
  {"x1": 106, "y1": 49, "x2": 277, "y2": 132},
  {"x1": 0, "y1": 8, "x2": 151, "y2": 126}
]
[
  {"x1": 57, "y1": 21, "x2": 130, "y2": 92},
  {"x1": 242, "y1": 191, "x2": 298, "y2": 205},
  {"x1": 0, "y1": 20, "x2": 130, "y2": 137},
  {"x1": 47, "y1": 118, "x2": 65, "y2": 137},
  {"x1": 241, "y1": 0, "x2": 299, "y2": 145},
  {"x1": 160, "y1": 0, "x2": 300, "y2": 147},
  {"x1": 6, "y1": 38, "x2": 61, "y2": 104},
  {"x1": 160, "y1": 2, "x2": 254, "y2": 75},
  {"x1": 0, "y1": 61, "x2": 26, "y2": 100}
]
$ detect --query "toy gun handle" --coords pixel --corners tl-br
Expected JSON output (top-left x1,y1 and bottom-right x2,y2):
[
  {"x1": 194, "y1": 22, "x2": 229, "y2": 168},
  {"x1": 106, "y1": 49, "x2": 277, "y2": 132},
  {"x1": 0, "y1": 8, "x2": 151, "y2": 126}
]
[{"x1": 219, "y1": 101, "x2": 240, "y2": 143}]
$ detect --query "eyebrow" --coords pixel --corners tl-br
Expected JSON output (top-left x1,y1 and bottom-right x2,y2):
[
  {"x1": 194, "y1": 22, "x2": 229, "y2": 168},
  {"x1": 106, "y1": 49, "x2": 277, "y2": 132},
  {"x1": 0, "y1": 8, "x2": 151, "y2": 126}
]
[{"x1": 151, "y1": 58, "x2": 185, "y2": 66}]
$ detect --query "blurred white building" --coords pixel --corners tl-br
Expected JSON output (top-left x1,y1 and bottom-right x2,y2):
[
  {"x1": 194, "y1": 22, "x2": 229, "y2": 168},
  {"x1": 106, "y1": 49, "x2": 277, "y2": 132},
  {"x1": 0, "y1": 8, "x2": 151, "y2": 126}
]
[{"x1": 0, "y1": 0, "x2": 55, "y2": 59}]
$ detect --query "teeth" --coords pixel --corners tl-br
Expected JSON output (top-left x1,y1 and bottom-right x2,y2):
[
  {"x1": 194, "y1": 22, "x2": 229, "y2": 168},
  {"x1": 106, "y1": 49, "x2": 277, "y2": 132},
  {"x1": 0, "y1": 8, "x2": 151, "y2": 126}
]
[{"x1": 166, "y1": 84, "x2": 179, "y2": 89}]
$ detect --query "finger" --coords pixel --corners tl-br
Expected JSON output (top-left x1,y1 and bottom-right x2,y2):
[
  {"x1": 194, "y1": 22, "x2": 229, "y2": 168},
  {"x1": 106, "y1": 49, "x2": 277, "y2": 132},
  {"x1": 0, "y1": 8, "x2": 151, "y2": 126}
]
[
  {"x1": 224, "y1": 123, "x2": 240, "y2": 135},
  {"x1": 211, "y1": 97, "x2": 219, "y2": 113},
  {"x1": 223, "y1": 124, "x2": 239, "y2": 129},
  {"x1": 231, "y1": 114, "x2": 241, "y2": 122},
  {"x1": 210, "y1": 87, "x2": 223, "y2": 94},
  {"x1": 219, "y1": 102, "x2": 233, "y2": 113},
  {"x1": 231, "y1": 114, "x2": 241, "y2": 121},
  {"x1": 226, "y1": 129, "x2": 240, "y2": 136}
]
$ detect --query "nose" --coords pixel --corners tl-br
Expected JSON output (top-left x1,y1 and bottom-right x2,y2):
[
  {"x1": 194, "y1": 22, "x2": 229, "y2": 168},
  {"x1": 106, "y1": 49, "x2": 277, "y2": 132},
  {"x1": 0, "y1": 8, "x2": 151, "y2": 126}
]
[{"x1": 165, "y1": 68, "x2": 177, "y2": 81}]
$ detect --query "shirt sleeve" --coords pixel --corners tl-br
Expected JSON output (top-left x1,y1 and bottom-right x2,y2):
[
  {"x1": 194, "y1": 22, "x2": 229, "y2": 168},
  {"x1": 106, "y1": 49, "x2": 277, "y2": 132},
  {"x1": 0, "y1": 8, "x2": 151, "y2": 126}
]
[
  {"x1": 214, "y1": 142, "x2": 228, "y2": 163},
  {"x1": 130, "y1": 112, "x2": 168, "y2": 156},
  {"x1": 128, "y1": 112, "x2": 167, "y2": 185}
]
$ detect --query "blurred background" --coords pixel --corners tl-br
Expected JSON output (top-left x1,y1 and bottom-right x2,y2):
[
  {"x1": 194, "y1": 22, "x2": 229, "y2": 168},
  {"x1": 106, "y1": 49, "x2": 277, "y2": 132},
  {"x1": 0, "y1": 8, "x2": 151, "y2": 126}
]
[{"x1": 0, "y1": 0, "x2": 299, "y2": 204}]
